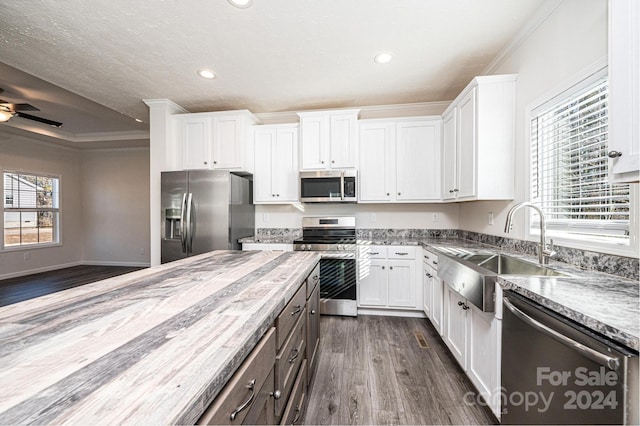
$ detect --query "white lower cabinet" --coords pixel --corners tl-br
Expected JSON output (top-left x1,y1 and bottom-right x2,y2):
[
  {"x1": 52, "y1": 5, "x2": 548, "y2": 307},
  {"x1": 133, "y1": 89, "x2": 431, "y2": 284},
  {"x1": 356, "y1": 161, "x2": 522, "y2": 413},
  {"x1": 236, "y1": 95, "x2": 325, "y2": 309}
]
[
  {"x1": 443, "y1": 282, "x2": 501, "y2": 419},
  {"x1": 422, "y1": 249, "x2": 444, "y2": 335},
  {"x1": 357, "y1": 245, "x2": 422, "y2": 312}
]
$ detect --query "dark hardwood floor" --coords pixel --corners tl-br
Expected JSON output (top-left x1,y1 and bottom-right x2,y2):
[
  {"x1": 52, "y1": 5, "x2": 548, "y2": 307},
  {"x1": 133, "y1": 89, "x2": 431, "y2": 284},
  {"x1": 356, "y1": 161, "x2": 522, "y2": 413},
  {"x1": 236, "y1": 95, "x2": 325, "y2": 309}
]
[
  {"x1": 304, "y1": 315, "x2": 497, "y2": 425},
  {"x1": 0, "y1": 265, "x2": 146, "y2": 307}
]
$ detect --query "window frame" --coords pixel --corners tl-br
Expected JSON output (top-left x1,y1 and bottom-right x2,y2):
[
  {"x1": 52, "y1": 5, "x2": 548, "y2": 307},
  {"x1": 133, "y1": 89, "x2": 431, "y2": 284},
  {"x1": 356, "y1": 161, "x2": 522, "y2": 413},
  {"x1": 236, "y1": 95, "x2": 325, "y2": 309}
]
[
  {"x1": 2, "y1": 169, "x2": 63, "y2": 251},
  {"x1": 525, "y1": 60, "x2": 638, "y2": 258}
]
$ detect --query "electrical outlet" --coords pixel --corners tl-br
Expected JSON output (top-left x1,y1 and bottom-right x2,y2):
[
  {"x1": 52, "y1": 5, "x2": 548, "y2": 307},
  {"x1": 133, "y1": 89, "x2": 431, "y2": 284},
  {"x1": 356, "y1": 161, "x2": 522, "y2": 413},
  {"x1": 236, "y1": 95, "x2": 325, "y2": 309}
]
[
  {"x1": 371, "y1": 213, "x2": 377, "y2": 223},
  {"x1": 432, "y1": 213, "x2": 439, "y2": 222},
  {"x1": 488, "y1": 212, "x2": 494, "y2": 226}
]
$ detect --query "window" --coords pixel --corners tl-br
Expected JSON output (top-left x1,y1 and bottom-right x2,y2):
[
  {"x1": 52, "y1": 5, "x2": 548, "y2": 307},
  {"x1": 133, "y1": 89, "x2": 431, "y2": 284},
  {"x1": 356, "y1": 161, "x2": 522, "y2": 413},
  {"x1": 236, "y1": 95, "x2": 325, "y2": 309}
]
[
  {"x1": 3, "y1": 172, "x2": 60, "y2": 248},
  {"x1": 530, "y1": 72, "x2": 631, "y2": 247}
]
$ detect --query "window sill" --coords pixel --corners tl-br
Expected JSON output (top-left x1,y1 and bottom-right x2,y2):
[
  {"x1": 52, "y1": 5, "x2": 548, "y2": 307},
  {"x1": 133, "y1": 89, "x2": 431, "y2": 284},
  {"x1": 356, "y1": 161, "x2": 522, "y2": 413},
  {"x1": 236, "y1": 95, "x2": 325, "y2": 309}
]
[
  {"x1": 527, "y1": 231, "x2": 637, "y2": 258},
  {"x1": 2, "y1": 242, "x2": 62, "y2": 252}
]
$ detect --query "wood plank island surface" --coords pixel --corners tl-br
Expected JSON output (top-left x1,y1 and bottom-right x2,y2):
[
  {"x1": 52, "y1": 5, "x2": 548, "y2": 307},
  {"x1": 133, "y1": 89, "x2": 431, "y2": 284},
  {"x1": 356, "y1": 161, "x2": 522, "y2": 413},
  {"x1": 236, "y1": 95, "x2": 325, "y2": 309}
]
[{"x1": 0, "y1": 250, "x2": 320, "y2": 425}]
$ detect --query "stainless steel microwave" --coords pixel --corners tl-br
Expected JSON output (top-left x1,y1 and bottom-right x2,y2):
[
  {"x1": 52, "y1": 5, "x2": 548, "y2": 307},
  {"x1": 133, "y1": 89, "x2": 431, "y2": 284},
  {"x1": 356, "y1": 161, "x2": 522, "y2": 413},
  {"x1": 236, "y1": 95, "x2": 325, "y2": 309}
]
[{"x1": 299, "y1": 170, "x2": 357, "y2": 203}]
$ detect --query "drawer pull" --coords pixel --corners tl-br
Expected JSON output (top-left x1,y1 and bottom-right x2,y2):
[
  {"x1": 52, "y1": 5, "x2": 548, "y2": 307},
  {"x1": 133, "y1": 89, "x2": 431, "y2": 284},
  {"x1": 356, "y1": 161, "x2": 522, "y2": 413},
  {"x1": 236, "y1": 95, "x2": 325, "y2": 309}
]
[
  {"x1": 426, "y1": 273, "x2": 433, "y2": 278},
  {"x1": 370, "y1": 252, "x2": 380, "y2": 255},
  {"x1": 291, "y1": 305, "x2": 302, "y2": 316},
  {"x1": 310, "y1": 309, "x2": 316, "y2": 315},
  {"x1": 292, "y1": 406, "x2": 302, "y2": 424},
  {"x1": 288, "y1": 348, "x2": 299, "y2": 363},
  {"x1": 433, "y1": 261, "x2": 438, "y2": 265},
  {"x1": 395, "y1": 252, "x2": 409, "y2": 256},
  {"x1": 458, "y1": 301, "x2": 464, "y2": 306},
  {"x1": 312, "y1": 274, "x2": 319, "y2": 282},
  {"x1": 229, "y1": 379, "x2": 256, "y2": 421}
]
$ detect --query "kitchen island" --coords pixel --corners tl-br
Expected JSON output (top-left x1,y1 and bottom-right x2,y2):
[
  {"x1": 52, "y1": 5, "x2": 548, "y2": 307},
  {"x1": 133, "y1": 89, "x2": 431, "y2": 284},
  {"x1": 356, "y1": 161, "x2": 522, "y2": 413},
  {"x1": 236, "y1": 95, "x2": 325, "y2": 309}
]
[{"x1": 0, "y1": 250, "x2": 320, "y2": 424}]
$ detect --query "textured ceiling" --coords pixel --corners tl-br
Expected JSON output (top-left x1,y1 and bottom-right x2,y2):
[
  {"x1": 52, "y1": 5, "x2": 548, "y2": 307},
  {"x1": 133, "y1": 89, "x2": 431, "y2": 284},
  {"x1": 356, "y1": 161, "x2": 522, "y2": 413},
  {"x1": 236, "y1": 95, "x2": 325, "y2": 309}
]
[{"x1": 0, "y1": 0, "x2": 546, "y2": 140}]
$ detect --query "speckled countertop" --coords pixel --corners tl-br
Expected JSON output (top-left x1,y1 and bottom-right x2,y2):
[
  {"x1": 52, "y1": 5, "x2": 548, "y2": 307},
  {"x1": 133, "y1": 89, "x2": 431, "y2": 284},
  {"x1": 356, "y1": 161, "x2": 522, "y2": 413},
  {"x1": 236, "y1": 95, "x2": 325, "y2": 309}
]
[
  {"x1": 242, "y1": 236, "x2": 639, "y2": 351},
  {"x1": 0, "y1": 250, "x2": 320, "y2": 425}
]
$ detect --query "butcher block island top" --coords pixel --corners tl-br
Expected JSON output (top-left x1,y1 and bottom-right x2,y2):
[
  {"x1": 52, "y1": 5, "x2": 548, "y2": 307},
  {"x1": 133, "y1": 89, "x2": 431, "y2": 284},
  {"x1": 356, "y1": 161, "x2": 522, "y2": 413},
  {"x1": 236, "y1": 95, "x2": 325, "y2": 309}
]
[{"x1": 0, "y1": 250, "x2": 320, "y2": 425}]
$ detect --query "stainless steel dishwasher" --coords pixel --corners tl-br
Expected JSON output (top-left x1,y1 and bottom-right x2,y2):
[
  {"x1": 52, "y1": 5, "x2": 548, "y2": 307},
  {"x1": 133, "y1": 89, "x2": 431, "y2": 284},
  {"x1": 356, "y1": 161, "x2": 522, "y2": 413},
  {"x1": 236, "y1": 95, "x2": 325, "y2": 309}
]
[{"x1": 501, "y1": 291, "x2": 638, "y2": 424}]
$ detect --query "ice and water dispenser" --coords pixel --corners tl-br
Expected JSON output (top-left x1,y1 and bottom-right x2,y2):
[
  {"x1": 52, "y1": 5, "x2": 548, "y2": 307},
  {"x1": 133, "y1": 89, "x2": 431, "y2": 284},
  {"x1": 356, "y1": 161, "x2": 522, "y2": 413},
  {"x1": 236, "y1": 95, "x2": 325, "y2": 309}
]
[{"x1": 165, "y1": 208, "x2": 182, "y2": 240}]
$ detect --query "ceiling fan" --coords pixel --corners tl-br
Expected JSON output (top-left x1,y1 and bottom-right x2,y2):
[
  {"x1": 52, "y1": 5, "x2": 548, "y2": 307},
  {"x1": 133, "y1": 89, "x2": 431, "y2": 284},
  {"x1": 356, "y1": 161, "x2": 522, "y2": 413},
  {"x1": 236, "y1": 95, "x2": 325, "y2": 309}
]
[{"x1": 0, "y1": 88, "x2": 63, "y2": 128}]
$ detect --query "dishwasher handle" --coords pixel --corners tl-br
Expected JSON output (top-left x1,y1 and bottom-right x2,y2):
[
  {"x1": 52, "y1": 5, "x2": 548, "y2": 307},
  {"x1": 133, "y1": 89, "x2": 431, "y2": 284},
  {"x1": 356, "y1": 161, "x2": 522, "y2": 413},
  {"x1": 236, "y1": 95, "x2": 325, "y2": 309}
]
[{"x1": 503, "y1": 296, "x2": 620, "y2": 371}]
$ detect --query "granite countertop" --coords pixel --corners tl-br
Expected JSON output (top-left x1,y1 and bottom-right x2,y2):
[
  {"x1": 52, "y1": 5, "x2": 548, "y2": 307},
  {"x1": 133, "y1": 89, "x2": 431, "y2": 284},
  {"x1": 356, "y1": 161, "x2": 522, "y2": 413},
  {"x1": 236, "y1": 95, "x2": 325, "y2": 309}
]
[
  {"x1": 239, "y1": 235, "x2": 298, "y2": 244},
  {"x1": 416, "y1": 239, "x2": 639, "y2": 352},
  {"x1": 0, "y1": 250, "x2": 320, "y2": 425}
]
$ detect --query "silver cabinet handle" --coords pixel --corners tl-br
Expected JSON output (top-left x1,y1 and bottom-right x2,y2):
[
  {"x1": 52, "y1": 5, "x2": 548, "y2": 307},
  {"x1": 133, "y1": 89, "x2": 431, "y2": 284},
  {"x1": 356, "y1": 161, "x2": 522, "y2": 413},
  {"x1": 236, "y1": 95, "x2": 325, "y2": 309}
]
[
  {"x1": 503, "y1": 297, "x2": 620, "y2": 371},
  {"x1": 395, "y1": 252, "x2": 408, "y2": 256},
  {"x1": 370, "y1": 252, "x2": 380, "y2": 255},
  {"x1": 426, "y1": 273, "x2": 433, "y2": 278},
  {"x1": 291, "y1": 305, "x2": 302, "y2": 316},
  {"x1": 230, "y1": 379, "x2": 256, "y2": 420},
  {"x1": 608, "y1": 150, "x2": 623, "y2": 158},
  {"x1": 288, "y1": 347, "x2": 299, "y2": 363},
  {"x1": 462, "y1": 304, "x2": 469, "y2": 310},
  {"x1": 310, "y1": 309, "x2": 316, "y2": 314},
  {"x1": 270, "y1": 390, "x2": 281, "y2": 400},
  {"x1": 292, "y1": 405, "x2": 302, "y2": 424},
  {"x1": 458, "y1": 301, "x2": 464, "y2": 306}
]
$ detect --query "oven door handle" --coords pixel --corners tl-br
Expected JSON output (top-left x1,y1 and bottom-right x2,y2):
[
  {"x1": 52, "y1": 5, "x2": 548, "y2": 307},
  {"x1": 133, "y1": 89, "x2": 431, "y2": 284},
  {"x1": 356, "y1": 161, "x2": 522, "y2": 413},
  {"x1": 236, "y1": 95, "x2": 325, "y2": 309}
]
[
  {"x1": 320, "y1": 253, "x2": 356, "y2": 260},
  {"x1": 503, "y1": 296, "x2": 620, "y2": 371}
]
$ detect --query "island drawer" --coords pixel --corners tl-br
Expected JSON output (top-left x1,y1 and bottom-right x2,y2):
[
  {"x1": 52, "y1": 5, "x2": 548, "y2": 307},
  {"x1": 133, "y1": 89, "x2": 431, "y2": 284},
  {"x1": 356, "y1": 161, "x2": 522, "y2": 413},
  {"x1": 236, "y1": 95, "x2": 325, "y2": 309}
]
[
  {"x1": 198, "y1": 327, "x2": 276, "y2": 425},
  {"x1": 276, "y1": 284, "x2": 306, "y2": 349},
  {"x1": 275, "y1": 311, "x2": 306, "y2": 417},
  {"x1": 306, "y1": 263, "x2": 320, "y2": 299},
  {"x1": 280, "y1": 360, "x2": 307, "y2": 426}
]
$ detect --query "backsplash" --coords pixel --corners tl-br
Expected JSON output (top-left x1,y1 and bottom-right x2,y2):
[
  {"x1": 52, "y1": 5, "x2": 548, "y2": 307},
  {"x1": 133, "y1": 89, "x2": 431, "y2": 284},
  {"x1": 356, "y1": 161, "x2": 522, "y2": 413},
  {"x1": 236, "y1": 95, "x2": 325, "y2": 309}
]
[{"x1": 254, "y1": 227, "x2": 638, "y2": 281}]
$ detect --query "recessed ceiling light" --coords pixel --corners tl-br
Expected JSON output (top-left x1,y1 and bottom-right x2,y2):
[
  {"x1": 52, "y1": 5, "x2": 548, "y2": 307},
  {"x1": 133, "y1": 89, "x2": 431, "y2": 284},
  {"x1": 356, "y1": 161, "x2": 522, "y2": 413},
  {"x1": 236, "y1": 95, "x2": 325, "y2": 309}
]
[
  {"x1": 197, "y1": 69, "x2": 216, "y2": 79},
  {"x1": 227, "y1": 0, "x2": 253, "y2": 8},
  {"x1": 374, "y1": 53, "x2": 393, "y2": 64}
]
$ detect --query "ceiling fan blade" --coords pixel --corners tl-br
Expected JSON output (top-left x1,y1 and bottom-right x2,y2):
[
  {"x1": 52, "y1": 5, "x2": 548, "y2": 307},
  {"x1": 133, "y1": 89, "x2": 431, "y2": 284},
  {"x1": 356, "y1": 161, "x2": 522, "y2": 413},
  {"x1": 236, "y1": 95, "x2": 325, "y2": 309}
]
[
  {"x1": 12, "y1": 103, "x2": 40, "y2": 112},
  {"x1": 14, "y1": 111, "x2": 63, "y2": 128}
]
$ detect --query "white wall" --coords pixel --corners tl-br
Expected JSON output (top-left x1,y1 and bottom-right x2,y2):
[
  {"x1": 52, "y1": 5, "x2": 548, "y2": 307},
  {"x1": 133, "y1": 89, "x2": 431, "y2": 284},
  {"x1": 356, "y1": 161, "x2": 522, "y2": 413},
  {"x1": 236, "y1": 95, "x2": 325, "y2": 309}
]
[
  {"x1": 0, "y1": 131, "x2": 84, "y2": 277},
  {"x1": 459, "y1": 0, "x2": 612, "y2": 240},
  {"x1": 256, "y1": 203, "x2": 459, "y2": 230},
  {"x1": 81, "y1": 148, "x2": 150, "y2": 266}
]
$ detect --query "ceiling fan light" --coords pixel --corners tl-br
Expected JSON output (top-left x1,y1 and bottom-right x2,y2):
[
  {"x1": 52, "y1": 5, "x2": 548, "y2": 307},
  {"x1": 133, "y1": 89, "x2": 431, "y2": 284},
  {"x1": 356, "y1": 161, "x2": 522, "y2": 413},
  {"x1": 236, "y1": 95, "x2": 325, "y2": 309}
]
[
  {"x1": 227, "y1": 0, "x2": 253, "y2": 8},
  {"x1": 374, "y1": 52, "x2": 393, "y2": 64},
  {"x1": 0, "y1": 109, "x2": 13, "y2": 122}
]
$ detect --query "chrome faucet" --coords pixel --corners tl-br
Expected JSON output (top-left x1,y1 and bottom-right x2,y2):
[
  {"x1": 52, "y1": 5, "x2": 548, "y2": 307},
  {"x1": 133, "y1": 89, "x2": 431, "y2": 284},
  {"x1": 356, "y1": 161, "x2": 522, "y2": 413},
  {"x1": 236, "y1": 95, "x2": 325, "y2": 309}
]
[{"x1": 504, "y1": 201, "x2": 556, "y2": 265}]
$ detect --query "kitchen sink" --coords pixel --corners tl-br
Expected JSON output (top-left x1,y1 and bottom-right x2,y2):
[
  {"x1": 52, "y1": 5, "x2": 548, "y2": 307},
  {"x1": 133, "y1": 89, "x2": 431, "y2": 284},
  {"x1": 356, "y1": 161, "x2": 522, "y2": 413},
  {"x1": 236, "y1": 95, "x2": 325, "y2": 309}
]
[
  {"x1": 436, "y1": 248, "x2": 571, "y2": 312},
  {"x1": 465, "y1": 254, "x2": 569, "y2": 277}
]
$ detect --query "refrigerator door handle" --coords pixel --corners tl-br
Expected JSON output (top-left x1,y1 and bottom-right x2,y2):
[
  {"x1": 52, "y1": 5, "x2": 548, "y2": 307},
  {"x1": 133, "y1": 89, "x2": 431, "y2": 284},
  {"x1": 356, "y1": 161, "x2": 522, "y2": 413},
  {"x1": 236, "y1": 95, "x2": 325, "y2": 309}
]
[
  {"x1": 186, "y1": 192, "x2": 194, "y2": 254},
  {"x1": 179, "y1": 193, "x2": 188, "y2": 253}
]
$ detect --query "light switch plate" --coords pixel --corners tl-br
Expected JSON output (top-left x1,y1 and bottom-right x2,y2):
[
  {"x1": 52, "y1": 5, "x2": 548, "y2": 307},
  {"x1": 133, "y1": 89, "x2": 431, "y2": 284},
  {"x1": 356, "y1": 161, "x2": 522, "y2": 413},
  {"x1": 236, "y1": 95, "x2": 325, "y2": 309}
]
[{"x1": 432, "y1": 213, "x2": 439, "y2": 222}]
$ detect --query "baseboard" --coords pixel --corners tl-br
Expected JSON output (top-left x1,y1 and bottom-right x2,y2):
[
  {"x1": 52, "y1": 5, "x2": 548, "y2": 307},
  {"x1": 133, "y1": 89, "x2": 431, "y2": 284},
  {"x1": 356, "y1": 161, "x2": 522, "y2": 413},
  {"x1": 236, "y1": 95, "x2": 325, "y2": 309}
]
[
  {"x1": 0, "y1": 260, "x2": 150, "y2": 281},
  {"x1": 357, "y1": 308, "x2": 426, "y2": 318},
  {"x1": 0, "y1": 261, "x2": 83, "y2": 281},
  {"x1": 81, "y1": 261, "x2": 150, "y2": 268}
]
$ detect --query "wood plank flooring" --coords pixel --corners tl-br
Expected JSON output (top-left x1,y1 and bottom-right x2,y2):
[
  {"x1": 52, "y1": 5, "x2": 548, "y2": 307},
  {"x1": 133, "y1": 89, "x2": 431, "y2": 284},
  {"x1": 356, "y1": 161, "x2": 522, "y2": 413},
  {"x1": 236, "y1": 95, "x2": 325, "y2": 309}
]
[
  {"x1": 0, "y1": 265, "x2": 145, "y2": 307},
  {"x1": 304, "y1": 315, "x2": 497, "y2": 425}
]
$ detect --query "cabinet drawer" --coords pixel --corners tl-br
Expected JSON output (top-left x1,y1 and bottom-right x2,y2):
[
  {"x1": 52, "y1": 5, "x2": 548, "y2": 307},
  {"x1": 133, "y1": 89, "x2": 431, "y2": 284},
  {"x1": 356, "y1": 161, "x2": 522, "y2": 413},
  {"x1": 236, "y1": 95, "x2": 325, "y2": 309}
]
[
  {"x1": 422, "y1": 249, "x2": 438, "y2": 270},
  {"x1": 276, "y1": 284, "x2": 306, "y2": 350},
  {"x1": 306, "y1": 263, "x2": 320, "y2": 299},
  {"x1": 388, "y1": 246, "x2": 416, "y2": 259},
  {"x1": 199, "y1": 327, "x2": 276, "y2": 425},
  {"x1": 359, "y1": 245, "x2": 387, "y2": 259},
  {"x1": 243, "y1": 368, "x2": 275, "y2": 425},
  {"x1": 280, "y1": 360, "x2": 307, "y2": 425},
  {"x1": 275, "y1": 312, "x2": 306, "y2": 417}
]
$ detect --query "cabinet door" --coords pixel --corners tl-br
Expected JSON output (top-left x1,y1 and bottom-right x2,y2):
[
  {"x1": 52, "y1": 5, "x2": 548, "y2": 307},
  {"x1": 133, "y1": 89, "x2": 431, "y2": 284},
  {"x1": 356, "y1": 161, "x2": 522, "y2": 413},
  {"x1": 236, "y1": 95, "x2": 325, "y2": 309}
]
[
  {"x1": 396, "y1": 120, "x2": 441, "y2": 201},
  {"x1": 608, "y1": 0, "x2": 640, "y2": 182},
  {"x1": 423, "y1": 263, "x2": 435, "y2": 318},
  {"x1": 358, "y1": 258, "x2": 387, "y2": 306},
  {"x1": 273, "y1": 127, "x2": 299, "y2": 202},
  {"x1": 212, "y1": 116, "x2": 242, "y2": 169},
  {"x1": 330, "y1": 112, "x2": 358, "y2": 168},
  {"x1": 456, "y1": 88, "x2": 477, "y2": 199},
  {"x1": 431, "y1": 274, "x2": 444, "y2": 335},
  {"x1": 242, "y1": 368, "x2": 275, "y2": 425},
  {"x1": 441, "y1": 109, "x2": 457, "y2": 200},
  {"x1": 467, "y1": 305, "x2": 498, "y2": 414},
  {"x1": 299, "y1": 115, "x2": 328, "y2": 170},
  {"x1": 387, "y1": 259, "x2": 416, "y2": 308},
  {"x1": 253, "y1": 128, "x2": 275, "y2": 203},
  {"x1": 306, "y1": 282, "x2": 320, "y2": 385},
  {"x1": 444, "y1": 285, "x2": 467, "y2": 369},
  {"x1": 359, "y1": 121, "x2": 395, "y2": 202},
  {"x1": 182, "y1": 117, "x2": 212, "y2": 169}
]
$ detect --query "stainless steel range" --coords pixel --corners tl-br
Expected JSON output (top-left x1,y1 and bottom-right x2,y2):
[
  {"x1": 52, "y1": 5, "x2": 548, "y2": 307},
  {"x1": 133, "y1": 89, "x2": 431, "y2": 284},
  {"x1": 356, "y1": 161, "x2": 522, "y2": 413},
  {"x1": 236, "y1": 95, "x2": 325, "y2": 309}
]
[{"x1": 294, "y1": 216, "x2": 357, "y2": 316}]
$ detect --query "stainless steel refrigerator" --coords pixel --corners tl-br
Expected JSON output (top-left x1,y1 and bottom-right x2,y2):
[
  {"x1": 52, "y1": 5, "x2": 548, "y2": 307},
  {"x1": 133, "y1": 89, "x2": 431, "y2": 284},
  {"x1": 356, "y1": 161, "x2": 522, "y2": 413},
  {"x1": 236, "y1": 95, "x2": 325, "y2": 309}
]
[{"x1": 161, "y1": 170, "x2": 254, "y2": 264}]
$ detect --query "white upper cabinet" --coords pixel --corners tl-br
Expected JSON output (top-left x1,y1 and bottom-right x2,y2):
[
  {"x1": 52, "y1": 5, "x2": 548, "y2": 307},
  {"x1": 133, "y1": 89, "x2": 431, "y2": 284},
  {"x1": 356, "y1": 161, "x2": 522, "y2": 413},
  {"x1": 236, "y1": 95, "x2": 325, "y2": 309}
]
[
  {"x1": 359, "y1": 117, "x2": 441, "y2": 203},
  {"x1": 441, "y1": 75, "x2": 516, "y2": 201},
  {"x1": 253, "y1": 124, "x2": 299, "y2": 204},
  {"x1": 171, "y1": 110, "x2": 258, "y2": 172},
  {"x1": 297, "y1": 110, "x2": 359, "y2": 170},
  {"x1": 608, "y1": 0, "x2": 640, "y2": 183}
]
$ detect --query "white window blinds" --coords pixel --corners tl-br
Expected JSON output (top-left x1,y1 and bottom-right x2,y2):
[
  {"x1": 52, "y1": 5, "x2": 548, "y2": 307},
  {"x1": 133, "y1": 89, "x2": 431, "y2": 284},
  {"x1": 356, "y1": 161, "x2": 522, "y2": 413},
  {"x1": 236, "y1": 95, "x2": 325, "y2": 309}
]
[{"x1": 530, "y1": 76, "x2": 630, "y2": 242}]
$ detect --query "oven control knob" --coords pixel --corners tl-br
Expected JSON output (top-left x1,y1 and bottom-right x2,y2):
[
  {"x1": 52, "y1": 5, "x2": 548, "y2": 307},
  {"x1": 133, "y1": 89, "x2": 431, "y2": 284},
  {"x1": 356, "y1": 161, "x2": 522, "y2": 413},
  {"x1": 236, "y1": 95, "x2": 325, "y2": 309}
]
[{"x1": 338, "y1": 245, "x2": 343, "y2": 250}]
